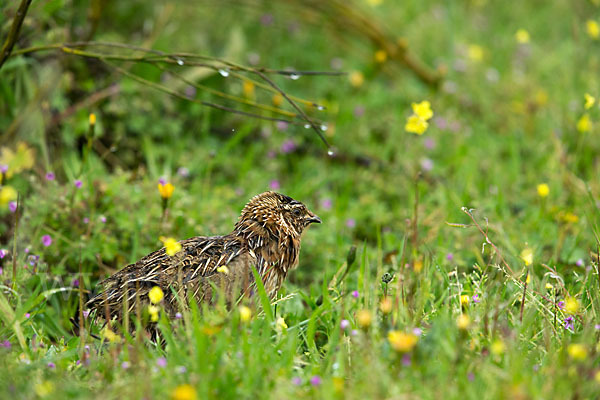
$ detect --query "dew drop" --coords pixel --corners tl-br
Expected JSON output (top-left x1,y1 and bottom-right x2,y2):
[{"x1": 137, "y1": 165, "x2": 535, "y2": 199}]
[
  {"x1": 320, "y1": 124, "x2": 328, "y2": 131},
  {"x1": 316, "y1": 105, "x2": 325, "y2": 111},
  {"x1": 176, "y1": 58, "x2": 184, "y2": 66},
  {"x1": 327, "y1": 150, "x2": 335, "y2": 157},
  {"x1": 218, "y1": 69, "x2": 230, "y2": 77},
  {"x1": 289, "y1": 73, "x2": 300, "y2": 80},
  {"x1": 304, "y1": 124, "x2": 311, "y2": 129}
]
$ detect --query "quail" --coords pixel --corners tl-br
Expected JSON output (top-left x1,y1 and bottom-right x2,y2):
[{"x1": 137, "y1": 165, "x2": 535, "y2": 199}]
[{"x1": 86, "y1": 191, "x2": 321, "y2": 323}]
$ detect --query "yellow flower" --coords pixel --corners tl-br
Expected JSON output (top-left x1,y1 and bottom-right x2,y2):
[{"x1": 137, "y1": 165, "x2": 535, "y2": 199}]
[
  {"x1": 413, "y1": 258, "x2": 424, "y2": 273},
  {"x1": 374, "y1": 50, "x2": 387, "y2": 63},
  {"x1": 349, "y1": 71, "x2": 364, "y2": 88},
  {"x1": 89, "y1": 113, "x2": 96, "y2": 126},
  {"x1": 148, "y1": 286, "x2": 164, "y2": 304},
  {"x1": 586, "y1": 20, "x2": 600, "y2": 39},
  {"x1": 515, "y1": 29, "x2": 530, "y2": 43},
  {"x1": 567, "y1": 343, "x2": 587, "y2": 361},
  {"x1": 467, "y1": 44, "x2": 484, "y2": 62},
  {"x1": 272, "y1": 93, "x2": 283, "y2": 107},
  {"x1": 379, "y1": 297, "x2": 392, "y2": 314},
  {"x1": 405, "y1": 115, "x2": 429, "y2": 135},
  {"x1": 576, "y1": 114, "x2": 592, "y2": 133},
  {"x1": 545, "y1": 283, "x2": 553, "y2": 290},
  {"x1": 387, "y1": 331, "x2": 418, "y2": 352},
  {"x1": 491, "y1": 339, "x2": 506, "y2": 355},
  {"x1": 0, "y1": 142, "x2": 35, "y2": 178},
  {"x1": 148, "y1": 305, "x2": 160, "y2": 322},
  {"x1": 565, "y1": 297, "x2": 579, "y2": 314},
  {"x1": 411, "y1": 101, "x2": 433, "y2": 121},
  {"x1": 242, "y1": 80, "x2": 255, "y2": 98},
  {"x1": 333, "y1": 377, "x2": 344, "y2": 393},
  {"x1": 276, "y1": 317, "x2": 288, "y2": 330},
  {"x1": 239, "y1": 306, "x2": 252, "y2": 322},
  {"x1": 34, "y1": 381, "x2": 55, "y2": 397},
  {"x1": 584, "y1": 93, "x2": 596, "y2": 110},
  {"x1": 536, "y1": 183, "x2": 549, "y2": 198},
  {"x1": 457, "y1": 314, "x2": 470, "y2": 330},
  {"x1": 158, "y1": 182, "x2": 175, "y2": 199},
  {"x1": 217, "y1": 265, "x2": 229, "y2": 274},
  {"x1": 520, "y1": 247, "x2": 533, "y2": 266},
  {"x1": 171, "y1": 384, "x2": 197, "y2": 400},
  {"x1": 101, "y1": 327, "x2": 122, "y2": 343},
  {"x1": 595, "y1": 370, "x2": 600, "y2": 383},
  {"x1": 561, "y1": 212, "x2": 579, "y2": 223},
  {"x1": 160, "y1": 237, "x2": 182, "y2": 256},
  {"x1": 460, "y1": 295, "x2": 470, "y2": 306},
  {"x1": 356, "y1": 309, "x2": 372, "y2": 328},
  {"x1": 0, "y1": 185, "x2": 17, "y2": 205},
  {"x1": 526, "y1": 272, "x2": 531, "y2": 284}
]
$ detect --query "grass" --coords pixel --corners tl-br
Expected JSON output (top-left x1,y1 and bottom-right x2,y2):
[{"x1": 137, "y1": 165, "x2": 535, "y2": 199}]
[{"x1": 1, "y1": 0, "x2": 600, "y2": 398}]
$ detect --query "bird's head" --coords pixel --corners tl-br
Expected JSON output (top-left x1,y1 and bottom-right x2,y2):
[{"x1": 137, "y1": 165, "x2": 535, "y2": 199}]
[{"x1": 236, "y1": 191, "x2": 321, "y2": 238}]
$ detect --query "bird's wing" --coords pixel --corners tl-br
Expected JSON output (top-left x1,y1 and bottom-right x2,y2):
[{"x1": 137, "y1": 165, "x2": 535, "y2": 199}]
[{"x1": 86, "y1": 235, "x2": 245, "y2": 318}]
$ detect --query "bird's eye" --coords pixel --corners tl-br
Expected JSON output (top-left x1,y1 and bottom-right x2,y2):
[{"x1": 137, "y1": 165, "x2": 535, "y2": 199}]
[{"x1": 292, "y1": 208, "x2": 302, "y2": 216}]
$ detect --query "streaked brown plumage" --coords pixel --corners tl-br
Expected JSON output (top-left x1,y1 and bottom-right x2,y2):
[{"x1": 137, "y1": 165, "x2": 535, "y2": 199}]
[{"x1": 86, "y1": 191, "x2": 321, "y2": 322}]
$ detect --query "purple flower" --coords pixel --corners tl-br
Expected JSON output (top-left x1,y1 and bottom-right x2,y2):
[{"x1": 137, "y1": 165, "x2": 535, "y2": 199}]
[
  {"x1": 557, "y1": 300, "x2": 565, "y2": 309},
  {"x1": 176, "y1": 365, "x2": 187, "y2": 374},
  {"x1": 47, "y1": 362, "x2": 56, "y2": 369},
  {"x1": 42, "y1": 235, "x2": 52, "y2": 247},
  {"x1": 74, "y1": 180, "x2": 82, "y2": 189},
  {"x1": 28, "y1": 255, "x2": 39, "y2": 266},
  {"x1": 8, "y1": 201, "x2": 17, "y2": 213},
  {"x1": 276, "y1": 121, "x2": 288, "y2": 131},
  {"x1": 401, "y1": 354, "x2": 411, "y2": 366},
  {"x1": 351, "y1": 329, "x2": 358, "y2": 336},
  {"x1": 0, "y1": 249, "x2": 6, "y2": 259},
  {"x1": 575, "y1": 259, "x2": 584, "y2": 267},
  {"x1": 472, "y1": 294, "x2": 480, "y2": 304},
  {"x1": 24, "y1": 247, "x2": 30, "y2": 254},
  {"x1": 45, "y1": 172, "x2": 55, "y2": 181},
  {"x1": 412, "y1": 327, "x2": 423, "y2": 336},
  {"x1": 99, "y1": 215, "x2": 107, "y2": 223},
  {"x1": 467, "y1": 372, "x2": 475, "y2": 381},
  {"x1": 346, "y1": 218, "x2": 356, "y2": 228},
  {"x1": 156, "y1": 357, "x2": 167, "y2": 368},
  {"x1": 423, "y1": 137, "x2": 436, "y2": 150},
  {"x1": 158, "y1": 178, "x2": 167, "y2": 186},
  {"x1": 83, "y1": 217, "x2": 89, "y2": 224},
  {"x1": 291, "y1": 377, "x2": 302, "y2": 386},
  {"x1": 260, "y1": 13, "x2": 274, "y2": 26},
  {"x1": 446, "y1": 253, "x2": 454, "y2": 261},
  {"x1": 353, "y1": 106, "x2": 365, "y2": 118},
  {"x1": 0, "y1": 340, "x2": 11, "y2": 349},
  {"x1": 0, "y1": 165, "x2": 8, "y2": 174},
  {"x1": 351, "y1": 290, "x2": 359, "y2": 299},
  {"x1": 340, "y1": 319, "x2": 350, "y2": 330},
  {"x1": 72, "y1": 279, "x2": 79, "y2": 287},
  {"x1": 121, "y1": 361, "x2": 130, "y2": 369},
  {"x1": 310, "y1": 375, "x2": 322, "y2": 386},
  {"x1": 280, "y1": 139, "x2": 297, "y2": 154},
  {"x1": 25, "y1": 313, "x2": 30, "y2": 318},
  {"x1": 564, "y1": 316, "x2": 574, "y2": 331},
  {"x1": 184, "y1": 85, "x2": 196, "y2": 99},
  {"x1": 420, "y1": 158, "x2": 434, "y2": 172},
  {"x1": 83, "y1": 310, "x2": 90, "y2": 319},
  {"x1": 594, "y1": 324, "x2": 600, "y2": 330},
  {"x1": 320, "y1": 198, "x2": 332, "y2": 210},
  {"x1": 177, "y1": 167, "x2": 190, "y2": 178},
  {"x1": 175, "y1": 312, "x2": 182, "y2": 319},
  {"x1": 269, "y1": 180, "x2": 280, "y2": 190}
]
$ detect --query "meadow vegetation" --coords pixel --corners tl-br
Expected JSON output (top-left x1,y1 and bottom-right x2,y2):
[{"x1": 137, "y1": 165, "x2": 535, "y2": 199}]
[{"x1": 1, "y1": 0, "x2": 600, "y2": 398}]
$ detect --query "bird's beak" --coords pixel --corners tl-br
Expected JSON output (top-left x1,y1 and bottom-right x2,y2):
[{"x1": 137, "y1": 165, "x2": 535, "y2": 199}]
[{"x1": 306, "y1": 212, "x2": 322, "y2": 224}]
